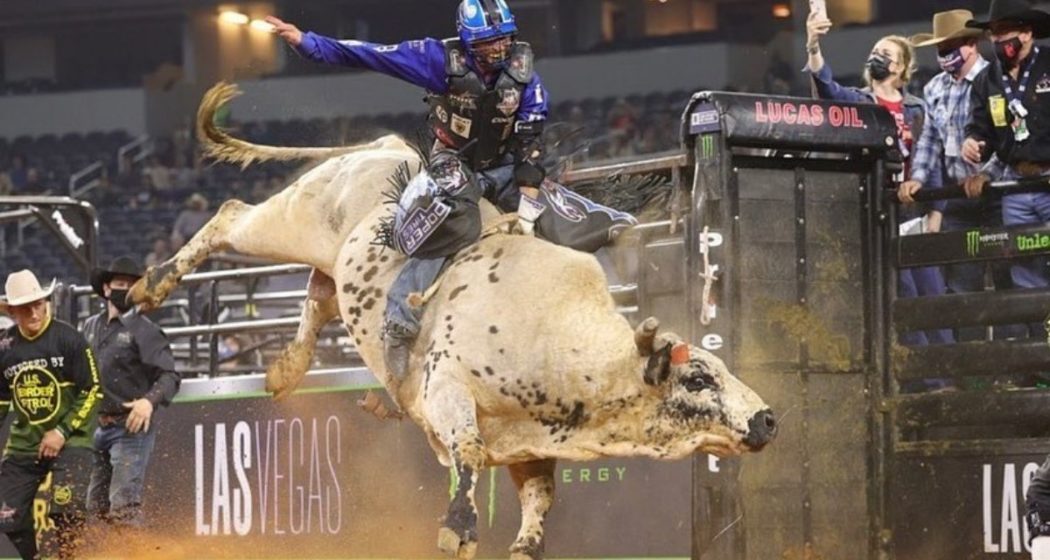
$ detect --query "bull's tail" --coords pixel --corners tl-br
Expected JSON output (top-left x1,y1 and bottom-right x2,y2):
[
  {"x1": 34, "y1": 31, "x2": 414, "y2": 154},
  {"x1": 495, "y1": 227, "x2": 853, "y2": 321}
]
[{"x1": 196, "y1": 82, "x2": 389, "y2": 169}]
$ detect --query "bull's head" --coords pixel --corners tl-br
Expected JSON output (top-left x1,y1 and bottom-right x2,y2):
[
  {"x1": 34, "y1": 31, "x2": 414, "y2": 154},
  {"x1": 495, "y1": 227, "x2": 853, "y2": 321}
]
[{"x1": 635, "y1": 317, "x2": 776, "y2": 456}]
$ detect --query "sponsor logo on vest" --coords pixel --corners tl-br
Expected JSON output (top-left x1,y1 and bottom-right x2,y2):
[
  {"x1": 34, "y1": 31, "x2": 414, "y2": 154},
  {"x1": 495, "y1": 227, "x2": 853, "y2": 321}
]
[
  {"x1": 447, "y1": 94, "x2": 477, "y2": 110},
  {"x1": 451, "y1": 114, "x2": 473, "y2": 138},
  {"x1": 497, "y1": 89, "x2": 521, "y2": 116}
]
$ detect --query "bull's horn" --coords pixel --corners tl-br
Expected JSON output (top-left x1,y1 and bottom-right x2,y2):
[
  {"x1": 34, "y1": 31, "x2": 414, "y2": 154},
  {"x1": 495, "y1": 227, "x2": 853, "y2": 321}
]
[{"x1": 634, "y1": 317, "x2": 660, "y2": 356}]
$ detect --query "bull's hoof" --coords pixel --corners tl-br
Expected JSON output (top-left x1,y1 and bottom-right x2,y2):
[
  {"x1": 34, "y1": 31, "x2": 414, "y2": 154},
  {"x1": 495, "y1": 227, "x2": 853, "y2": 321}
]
[
  {"x1": 264, "y1": 346, "x2": 309, "y2": 401},
  {"x1": 509, "y1": 536, "x2": 543, "y2": 560},
  {"x1": 437, "y1": 526, "x2": 478, "y2": 560}
]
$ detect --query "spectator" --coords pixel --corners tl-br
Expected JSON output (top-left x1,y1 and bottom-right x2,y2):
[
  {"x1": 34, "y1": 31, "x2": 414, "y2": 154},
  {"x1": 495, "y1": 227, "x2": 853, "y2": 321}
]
[
  {"x1": 7, "y1": 154, "x2": 28, "y2": 191},
  {"x1": 142, "y1": 155, "x2": 172, "y2": 191},
  {"x1": 171, "y1": 193, "x2": 211, "y2": 249},
  {"x1": 962, "y1": 0, "x2": 1050, "y2": 339},
  {"x1": 144, "y1": 237, "x2": 172, "y2": 267},
  {"x1": 170, "y1": 152, "x2": 198, "y2": 192},
  {"x1": 805, "y1": 10, "x2": 953, "y2": 348},
  {"x1": 0, "y1": 169, "x2": 12, "y2": 196},
  {"x1": 898, "y1": 10, "x2": 1010, "y2": 342},
  {"x1": 217, "y1": 335, "x2": 246, "y2": 374},
  {"x1": 23, "y1": 167, "x2": 46, "y2": 194},
  {"x1": 114, "y1": 154, "x2": 137, "y2": 191},
  {"x1": 607, "y1": 99, "x2": 638, "y2": 137}
]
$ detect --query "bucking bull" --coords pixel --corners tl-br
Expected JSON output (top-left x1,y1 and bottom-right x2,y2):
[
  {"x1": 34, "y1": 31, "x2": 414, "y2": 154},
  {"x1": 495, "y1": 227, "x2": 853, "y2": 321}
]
[{"x1": 129, "y1": 83, "x2": 776, "y2": 559}]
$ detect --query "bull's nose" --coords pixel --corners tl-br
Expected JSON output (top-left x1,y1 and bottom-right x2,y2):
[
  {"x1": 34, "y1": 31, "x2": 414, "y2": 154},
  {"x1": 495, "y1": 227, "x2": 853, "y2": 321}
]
[{"x1": 744, "y1": 409, "x2": 777, "y2": 450}]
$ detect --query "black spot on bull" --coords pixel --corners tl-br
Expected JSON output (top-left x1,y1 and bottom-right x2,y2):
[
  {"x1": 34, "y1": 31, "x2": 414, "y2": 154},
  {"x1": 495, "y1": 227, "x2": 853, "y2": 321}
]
[
  {"x1": 493, "y1": 248, "x2": 504, "y2": 259},
  {"x1": 488, "y1": 272, "x2": 500, "y2": 283},
  {"x1": 449, "y1": 285, "x2": 468, "y2": 301},
  {"x1": 146, "y1": 262, "x2": 178, "y2": 292},
  {"x1": 327, "y1": 208, "x2": 345, "y2": 233},
  {"x1": 363, "y1": 266, "x2": 379, "y2": 282},
  {"x1": 489, "y1": 325, "x2": 499, "y2": 334},
  {"x1": 445, "y1": 464, "x2": 479, "y2": 542},
  {"x1": 362, "y1": 298, "x2": 376, "y2": 310},
  {"x1": 534, "y1": 400, "x2": 590, "y2": 435}
]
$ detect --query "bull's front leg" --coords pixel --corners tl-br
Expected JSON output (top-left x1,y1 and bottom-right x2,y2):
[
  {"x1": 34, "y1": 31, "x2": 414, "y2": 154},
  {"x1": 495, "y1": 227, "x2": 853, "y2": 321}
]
[
  {"x1": 507, "y1": 459, "x2": 556, "y2": 560},
  {"x1": 265, "y1": 271, "x2": 340, "y2": 400},
  {"x1": 425, "y1": 379, "x2": 487, "y2": 560},
  {"x1": 130, "y1": 199, "x2": 253, "y2": 309}
]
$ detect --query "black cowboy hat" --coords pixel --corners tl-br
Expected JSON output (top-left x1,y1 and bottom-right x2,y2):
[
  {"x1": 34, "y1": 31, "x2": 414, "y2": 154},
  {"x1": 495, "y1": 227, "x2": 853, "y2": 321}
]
[
  {"x1": 90, "y1": 255, "x2": 144, "y2": 298},
  {"x1": 967, "y1": 0, "x2": 1050, "y2": 39}
]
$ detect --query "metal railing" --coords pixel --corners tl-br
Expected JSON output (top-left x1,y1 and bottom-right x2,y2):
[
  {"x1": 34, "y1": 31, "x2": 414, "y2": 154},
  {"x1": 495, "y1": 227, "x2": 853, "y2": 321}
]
[{"x1": 68, "y1": 160, "x2": 105, "y2": 197}]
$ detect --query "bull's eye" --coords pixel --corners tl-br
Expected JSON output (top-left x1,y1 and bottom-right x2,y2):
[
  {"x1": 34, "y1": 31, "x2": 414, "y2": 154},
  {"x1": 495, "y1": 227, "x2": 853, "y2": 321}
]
[{"x1": 683, "y1": 373, "x2": 716, "y2": 392}]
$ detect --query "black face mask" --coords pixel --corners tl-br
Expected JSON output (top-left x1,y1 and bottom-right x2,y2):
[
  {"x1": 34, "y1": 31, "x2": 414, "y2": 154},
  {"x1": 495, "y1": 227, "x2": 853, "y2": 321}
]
[
  {"x1": 867, "y1": 53, "x2": 894, "y2": 82},
  {"x1": 108, "y1": 289, "x2": 134, "y2": 313},
  {"x1": 995, "y1": 37, "x2": 1024, "y2": 69}
]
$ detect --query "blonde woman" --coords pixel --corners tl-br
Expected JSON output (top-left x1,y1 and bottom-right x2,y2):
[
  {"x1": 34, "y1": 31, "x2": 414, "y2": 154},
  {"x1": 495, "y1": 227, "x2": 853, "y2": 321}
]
[{"x1": 806, "y1": 13, "x2": 952, "y2": 349}]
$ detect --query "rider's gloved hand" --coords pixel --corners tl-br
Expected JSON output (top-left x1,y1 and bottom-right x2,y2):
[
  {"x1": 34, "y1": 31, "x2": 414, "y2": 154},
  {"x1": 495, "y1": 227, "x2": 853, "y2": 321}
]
[{"x1": 517, "y1": 193, "x2": 545, "y2": 236}]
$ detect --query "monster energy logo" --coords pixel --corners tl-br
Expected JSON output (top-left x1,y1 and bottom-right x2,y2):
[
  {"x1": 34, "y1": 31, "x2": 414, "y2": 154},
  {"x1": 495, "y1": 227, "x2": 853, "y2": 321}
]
[
  {"x1": 700, "y1": 135, "x2": 716, "y2": 160},
  {"x1": 965, "y1": 230, "x2": 1010, "y2": 257},
  {"x1": 966, "y1": 230, "x2": 980, "y2": 257}
]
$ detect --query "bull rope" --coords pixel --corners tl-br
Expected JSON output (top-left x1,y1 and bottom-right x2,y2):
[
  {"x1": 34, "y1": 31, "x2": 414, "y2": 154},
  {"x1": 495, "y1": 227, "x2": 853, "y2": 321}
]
[{"x1": 406, "y1": 213, "x2": 521, "y2": 309}]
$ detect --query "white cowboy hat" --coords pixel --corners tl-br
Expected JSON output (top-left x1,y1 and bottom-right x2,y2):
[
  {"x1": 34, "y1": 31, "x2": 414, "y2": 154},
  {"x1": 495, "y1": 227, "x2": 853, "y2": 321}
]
[{"x1": 0, "y1": 270, "x2": 55, "y2": 314}]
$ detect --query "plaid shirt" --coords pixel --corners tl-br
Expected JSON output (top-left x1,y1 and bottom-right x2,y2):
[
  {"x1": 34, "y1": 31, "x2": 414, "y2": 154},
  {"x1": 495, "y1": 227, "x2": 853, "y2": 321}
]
[{"x1": 910, "y1": 57, "x2": 990, "y2": 188}]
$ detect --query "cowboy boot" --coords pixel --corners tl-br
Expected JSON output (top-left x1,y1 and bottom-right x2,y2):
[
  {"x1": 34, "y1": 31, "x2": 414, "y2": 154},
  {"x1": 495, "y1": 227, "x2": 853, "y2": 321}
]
[{"x1": 382, "y1": 322, "x2": 414, "y2": 404}]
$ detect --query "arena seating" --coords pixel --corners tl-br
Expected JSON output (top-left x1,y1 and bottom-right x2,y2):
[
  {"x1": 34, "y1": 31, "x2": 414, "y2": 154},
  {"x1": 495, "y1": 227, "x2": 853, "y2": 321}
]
[{"x1": 1, "y1": 89, "x2": 692, "y2": 284}]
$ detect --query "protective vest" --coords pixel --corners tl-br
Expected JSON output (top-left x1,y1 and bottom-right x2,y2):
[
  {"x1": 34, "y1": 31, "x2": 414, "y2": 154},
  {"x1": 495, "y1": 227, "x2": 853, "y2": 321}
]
[{"x1": 429, "y1": 38, "x2": 534, "y2": 170}]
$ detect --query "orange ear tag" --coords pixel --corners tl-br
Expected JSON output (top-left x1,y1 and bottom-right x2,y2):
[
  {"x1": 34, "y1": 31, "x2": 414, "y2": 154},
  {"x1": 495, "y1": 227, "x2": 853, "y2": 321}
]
[{"x1": 670, "y1": 344, "x2": 690, "y2": 366}]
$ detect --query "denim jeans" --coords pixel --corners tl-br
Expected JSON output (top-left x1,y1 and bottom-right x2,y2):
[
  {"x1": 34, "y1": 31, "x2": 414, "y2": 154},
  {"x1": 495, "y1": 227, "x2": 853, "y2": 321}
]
[
  {"x1": 897, "y1": 266, "x2": 954, "y2": 346},
  {"x1": 87, "y1": 424, "x2": 157, "y2": 527},
  {"x1": 941, "y1": 203, "x2": 1024, "y2": 341},
  {"x1": 1002, "y1": 191, "x2": 1050, "y2": 290}
]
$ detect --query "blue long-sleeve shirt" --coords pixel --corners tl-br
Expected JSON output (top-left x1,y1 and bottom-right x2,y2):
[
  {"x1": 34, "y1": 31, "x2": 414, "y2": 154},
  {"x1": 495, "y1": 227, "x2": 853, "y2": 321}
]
[{"x1": 294, "y1": 32, "x2": 549, "y2": 124}]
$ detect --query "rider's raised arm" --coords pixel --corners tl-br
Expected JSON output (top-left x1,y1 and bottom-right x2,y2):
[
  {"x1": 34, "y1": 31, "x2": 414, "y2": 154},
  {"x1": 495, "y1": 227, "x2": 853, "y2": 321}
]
[{"x1": 295, "y1": 33, "x2": 449, "y2": 93}]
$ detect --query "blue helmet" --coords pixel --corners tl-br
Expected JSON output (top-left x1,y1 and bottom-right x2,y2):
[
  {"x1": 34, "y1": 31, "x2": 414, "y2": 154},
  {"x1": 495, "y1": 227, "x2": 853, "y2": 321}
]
[{"x1": 457, "y1": 0, "x2": 517, "y2": 45}]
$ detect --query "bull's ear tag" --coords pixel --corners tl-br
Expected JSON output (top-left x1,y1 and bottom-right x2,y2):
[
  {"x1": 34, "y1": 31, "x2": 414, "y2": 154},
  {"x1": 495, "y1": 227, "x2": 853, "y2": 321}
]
[{"x1": 670, "y1": 344, "x2": 690, "y2": 366}]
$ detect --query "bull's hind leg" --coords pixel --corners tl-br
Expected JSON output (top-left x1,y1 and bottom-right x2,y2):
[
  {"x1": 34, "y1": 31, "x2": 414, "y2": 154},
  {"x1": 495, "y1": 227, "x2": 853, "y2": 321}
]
[
  {"x1": 425, "y1": 380, "x2": 487, "y2": 560},
  {"x1": 507, "y1": 459, "x2": 556, "y2": 560},
  {"x1": 130, "y1": 199, "x2": 253, "y2": 309},
  {"x1": 265, "y1": 287, "x2": 340, "y2": 400}
]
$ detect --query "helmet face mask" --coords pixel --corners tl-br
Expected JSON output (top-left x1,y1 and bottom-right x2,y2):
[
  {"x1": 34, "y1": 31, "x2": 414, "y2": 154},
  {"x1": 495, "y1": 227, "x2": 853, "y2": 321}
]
[
  {"x1": 468, "y1": 36, "x2": 513, "y2": 71},
  {"x1": 458, "y1": 0, "x2": 517, "y2": 70}
]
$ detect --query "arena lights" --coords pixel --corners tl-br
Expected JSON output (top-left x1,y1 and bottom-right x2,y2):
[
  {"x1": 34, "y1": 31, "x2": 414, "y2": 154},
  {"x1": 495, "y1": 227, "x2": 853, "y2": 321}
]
[
  {"x1": 250, "y1": 19, "x2": 275, "y2": 32},
  {"x1": 772, "y1": 3, "x2": 792, "y2": 18},
  {"x1": 219, "y1": 11, "x2": 250, "y2": 25}
]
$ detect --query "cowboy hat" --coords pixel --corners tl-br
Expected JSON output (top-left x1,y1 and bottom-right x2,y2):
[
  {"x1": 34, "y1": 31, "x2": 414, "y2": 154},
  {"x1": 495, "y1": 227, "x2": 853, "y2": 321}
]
[
  {"x1": 911, "y1": 10, "x2": 984, "y2": 47},
  {"x1": 0, "y1": 270, "x2": 55, "y2": 314},
  {"x1": 967, "y1": 0, "x2": 1050, "y2": 39},
  {"x1": 90, "y1": 255, "x2": 143, "y2": 298}
]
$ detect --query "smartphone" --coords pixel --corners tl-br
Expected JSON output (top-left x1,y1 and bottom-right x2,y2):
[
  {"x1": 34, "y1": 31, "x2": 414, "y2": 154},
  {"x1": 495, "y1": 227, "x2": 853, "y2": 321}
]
[{"x1": 809, "y1": 0, "x2": 827, "y2": 19}]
